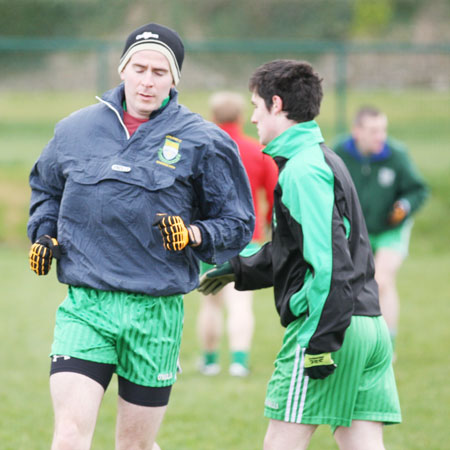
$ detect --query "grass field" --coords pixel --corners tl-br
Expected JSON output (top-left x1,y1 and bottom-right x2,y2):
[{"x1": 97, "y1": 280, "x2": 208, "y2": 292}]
[{"x1": 0, "y1": 88, "x2": 449, "y2": 449}]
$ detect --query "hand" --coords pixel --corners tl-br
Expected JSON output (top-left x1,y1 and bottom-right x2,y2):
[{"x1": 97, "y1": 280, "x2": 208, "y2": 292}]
[
  {"x1": 304, "y1": 352, "x2": 337, "y2": 380},
  {"x1": 153, "y1": 214, "x2": 201, "y2": 251},
  {"x1": 388, "y1": 200, "x2": 408, "y2": 225},
  {"x1": 198, "y1": 261, "x2": 235, "y2": 295},
  {"x1": 29, "y1": 235, "x2": 61, "y2": 276}
]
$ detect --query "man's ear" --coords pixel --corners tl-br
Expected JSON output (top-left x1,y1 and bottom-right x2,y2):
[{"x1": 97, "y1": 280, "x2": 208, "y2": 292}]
[
  {"x1": 351, "y1": 124, "x2": 361, "y2": 140},
  {"x1": 271, "y1": 95, "x2": 283, "y2": 114}
]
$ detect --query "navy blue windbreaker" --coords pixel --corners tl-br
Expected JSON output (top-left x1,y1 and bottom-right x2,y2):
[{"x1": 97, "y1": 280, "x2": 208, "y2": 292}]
[{"x1": 28, "y1": 85, "x2": 255, "y2": 296}]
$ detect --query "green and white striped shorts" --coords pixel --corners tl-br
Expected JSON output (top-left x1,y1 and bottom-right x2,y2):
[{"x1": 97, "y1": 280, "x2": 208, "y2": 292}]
[
  {"x1": 51, "y1": 286, "x2": 184, "y2": 387},
  {"x1": 264, "y1": 315, "x2": 401, "y2": 430}
]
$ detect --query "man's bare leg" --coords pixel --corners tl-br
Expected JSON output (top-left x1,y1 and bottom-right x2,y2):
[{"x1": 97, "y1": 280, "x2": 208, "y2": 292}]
[
  {"x1": 115, "y1": 397, "x2": 167, "y2": 450},
  {"x1": 50, "y1": 372, "x2": 104, "y2": 450},
  {"x1": 374, "y1": 248, "x2": 404, "y2": 343},
  {"x1": 263, "y1": 419, "x2": 317, "y2": 450},
  {"x1": 335, "y1": 420, "x2": 385, "y2": 450}
]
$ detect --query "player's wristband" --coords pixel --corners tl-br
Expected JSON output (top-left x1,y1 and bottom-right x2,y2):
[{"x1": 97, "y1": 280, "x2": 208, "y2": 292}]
[{"x1": 304, "y1": 353, "x2": 334, "y2": 368}]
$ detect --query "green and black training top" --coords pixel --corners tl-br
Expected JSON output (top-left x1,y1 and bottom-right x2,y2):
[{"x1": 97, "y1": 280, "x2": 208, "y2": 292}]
[{"x1": 231, "y1": 121, "x2": 380, "y2": 354}]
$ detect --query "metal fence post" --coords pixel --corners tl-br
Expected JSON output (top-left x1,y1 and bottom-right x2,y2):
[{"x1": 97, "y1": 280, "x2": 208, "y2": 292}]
[
  {"x1": 96, "y1": 44, "x2": 110, "y2": 94},
  {"x1": 335, "y1": 44, "x2": 348, "y2": 136}
]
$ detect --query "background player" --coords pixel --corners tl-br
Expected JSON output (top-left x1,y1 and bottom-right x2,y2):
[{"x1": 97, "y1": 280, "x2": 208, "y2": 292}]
[
  {"x1": 197, "y1": 91, "x2": 278, "y2": 377},
  {"x1": 333, "y1": 106, "x2": 428, "y2": 352}
]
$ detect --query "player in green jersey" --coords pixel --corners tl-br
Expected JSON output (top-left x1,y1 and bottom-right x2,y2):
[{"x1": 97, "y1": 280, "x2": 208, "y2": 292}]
[
  {"x1": 199, "y1": 60, "x2": 401, "y2": 449},
  {"x1": 333, "y1": 106, "x2": 428, "y2": 350}
]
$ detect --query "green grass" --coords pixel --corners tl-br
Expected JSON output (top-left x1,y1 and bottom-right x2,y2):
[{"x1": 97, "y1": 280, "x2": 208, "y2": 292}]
[
  {"x1": 0, "y1": 88, "x2": 449, "y2": 449},
  {"x1": 1, "y1": 240, "x2": 449, "y2": 449}
]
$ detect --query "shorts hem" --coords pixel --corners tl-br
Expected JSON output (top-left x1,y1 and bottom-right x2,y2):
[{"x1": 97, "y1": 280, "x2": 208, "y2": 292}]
[
  {"x1": 117, "y1": 395, "x2": 170, "y2": 407},
  {"x1": 352, "y1": 412, "x2": 402, "y2": 425},
  {"x1": 49, "y1": 351, "x2": 117, "y2": 366},
  {"x1": 264, "y1": 409, "x2": 285, "y2": 421},
  {"x1": 50, "y1": 366, "x2": 108, "y2": 389},
  {"x1": 264, "y1": 409, "x2": 351, "y2": 428},
  {"x1": 116, "y1": 369, "x2": 177, "y2": 388}
]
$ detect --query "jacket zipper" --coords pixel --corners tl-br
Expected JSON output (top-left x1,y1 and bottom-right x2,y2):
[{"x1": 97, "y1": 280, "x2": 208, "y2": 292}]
[{"x1": 95, "y1": 96, "x2": 130, "y2": 140}]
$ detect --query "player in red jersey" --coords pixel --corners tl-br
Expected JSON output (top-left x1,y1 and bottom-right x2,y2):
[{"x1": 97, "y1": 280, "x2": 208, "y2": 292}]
[{"x1": 197, "y1": 91, "x2": 278, "y2": 376}]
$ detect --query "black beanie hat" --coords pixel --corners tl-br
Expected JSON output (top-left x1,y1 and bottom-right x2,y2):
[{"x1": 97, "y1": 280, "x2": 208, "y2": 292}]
[{"x1": 118, "y1": 23, "x2": 184, "y2": 85}]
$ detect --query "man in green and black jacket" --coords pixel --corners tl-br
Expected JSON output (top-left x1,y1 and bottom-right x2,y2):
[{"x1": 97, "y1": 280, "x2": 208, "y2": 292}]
[
  {"x1": 199, "y1": 60, "x2": 401, "y2": 449},
  {"x1": 333, "y1": 106, "x2": 428, "y2": 350}
]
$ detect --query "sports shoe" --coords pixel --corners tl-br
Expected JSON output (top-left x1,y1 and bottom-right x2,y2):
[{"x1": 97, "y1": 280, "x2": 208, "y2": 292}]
[
  {"x1": 229, "y1": 362, "x2": 249, "y2": 377},
  {"x1": 198, "y1": 361, "x2": 221, "y2": 376}
]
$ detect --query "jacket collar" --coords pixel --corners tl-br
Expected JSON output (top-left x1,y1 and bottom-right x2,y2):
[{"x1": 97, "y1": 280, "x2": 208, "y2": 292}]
[
  {"x1": 344, "y1": 137, "x2": 391, "y2": 162},
  {"x1": 263, "y1": 120, "x2": 324, "y2": 160},
  {"x1": 100, "y1": 83, "x2": 178, "y2": 119}
]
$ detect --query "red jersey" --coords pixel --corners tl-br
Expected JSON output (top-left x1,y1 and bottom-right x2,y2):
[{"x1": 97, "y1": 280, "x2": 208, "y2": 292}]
[
  {"x1": 123, "y1": 110, "x2": 148, "y2": 136},
  {"x1": 220, "y1": 122, "x2": 278, "y2": 241}
]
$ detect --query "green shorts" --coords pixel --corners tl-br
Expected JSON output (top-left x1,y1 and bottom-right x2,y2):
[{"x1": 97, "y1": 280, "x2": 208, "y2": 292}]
[
  {"x1": 51, "y1": 286, "x2": 184, "y2": 387},
  {"x1": 369, "y1": 219, "x2": 413, "y2": 257},
  {"x1": 264, "y1": 315, "x2": 401, "y2": 430}
]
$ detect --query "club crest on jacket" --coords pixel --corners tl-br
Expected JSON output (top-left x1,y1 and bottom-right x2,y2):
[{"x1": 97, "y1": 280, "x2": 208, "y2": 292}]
[{"x1": 158, "y1": 135, "x2": 182, "y2": 166}]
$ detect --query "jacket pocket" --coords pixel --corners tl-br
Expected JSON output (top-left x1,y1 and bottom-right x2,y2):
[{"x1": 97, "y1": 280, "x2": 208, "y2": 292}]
[
  {"x1": 70, "y1": 159, "x2": 176, "y2": 191},
  {"x1": 60, "y1": 160, "x2": 177, "y2": 233}
]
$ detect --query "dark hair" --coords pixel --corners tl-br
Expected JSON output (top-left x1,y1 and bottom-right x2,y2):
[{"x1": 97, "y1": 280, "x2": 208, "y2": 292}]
[{"x1": 249, "y1": 59, "x2": 323, "y2": 122}]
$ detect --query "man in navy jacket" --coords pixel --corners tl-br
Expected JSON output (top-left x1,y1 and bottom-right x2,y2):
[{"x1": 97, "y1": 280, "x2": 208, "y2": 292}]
[{"x1": 28, "y1": 22, "x2": 254, "y2": 449}]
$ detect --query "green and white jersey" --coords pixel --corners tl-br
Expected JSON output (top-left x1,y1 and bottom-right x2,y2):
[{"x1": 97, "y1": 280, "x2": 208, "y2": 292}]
[{"x1": 231, "y1": 121, "x2": 380, "y2": 354}]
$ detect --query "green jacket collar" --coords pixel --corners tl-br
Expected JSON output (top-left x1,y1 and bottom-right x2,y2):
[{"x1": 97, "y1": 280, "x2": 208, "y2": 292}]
[{"x1": 263, "y1": 120, "x2": 324, "y2": 160}]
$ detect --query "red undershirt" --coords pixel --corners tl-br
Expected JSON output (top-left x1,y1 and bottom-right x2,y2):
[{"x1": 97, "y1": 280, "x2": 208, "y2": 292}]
[{"x1": 123, "y1": 110, "x2": 148, "y2": 136}]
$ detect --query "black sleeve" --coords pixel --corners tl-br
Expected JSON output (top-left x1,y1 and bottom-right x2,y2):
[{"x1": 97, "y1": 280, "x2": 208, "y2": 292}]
[{"x1": 231, "y1": 242, "x2": 274, "y2": 291}]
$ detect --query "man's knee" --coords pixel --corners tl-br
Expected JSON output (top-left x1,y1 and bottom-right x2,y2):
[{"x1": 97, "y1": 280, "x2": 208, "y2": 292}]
[{"x1": 53, "y1": 420, "x2": 92, "y2": 450}]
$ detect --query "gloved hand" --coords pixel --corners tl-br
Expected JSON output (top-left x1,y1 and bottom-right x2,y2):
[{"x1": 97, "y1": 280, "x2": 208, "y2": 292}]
[
  {"x1": 198, "y1": 261, "x2": 235, "y2": 295},
  {"x1": 304, "y1": 352, "x2": 337, "y2": 380},
  {"x1": 153, "y1": 214, "x2": 201, "y2": 251},
  {"x1": 29, "y1": 235, "x2": 61, "y2": 276},
  {"x1": 388, "y1": 200, "x2": 409, "y2": 225}
]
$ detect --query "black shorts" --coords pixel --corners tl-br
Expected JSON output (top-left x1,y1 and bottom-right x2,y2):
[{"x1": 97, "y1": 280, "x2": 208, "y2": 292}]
[{"x1": 50, "y1": 356, "x2": 172, "y2": 407}]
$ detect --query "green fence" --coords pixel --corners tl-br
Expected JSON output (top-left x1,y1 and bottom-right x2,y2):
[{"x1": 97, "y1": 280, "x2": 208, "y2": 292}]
[{"x1": 1, "y1": 36, "x2": 449, "y2": 133}]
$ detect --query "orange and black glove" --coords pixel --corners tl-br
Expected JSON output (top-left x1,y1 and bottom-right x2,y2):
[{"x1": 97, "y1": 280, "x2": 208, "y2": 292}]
[
  {"x1": 153, "y1": 214, "x2": 201, "y2": 251},
  {"x1": 388, "y1": 200, "x2": 409, "y2": 225},
  {"x1": 29, "y1": 235, "x2": 61, "y2": 276}
]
